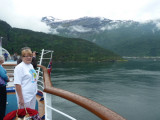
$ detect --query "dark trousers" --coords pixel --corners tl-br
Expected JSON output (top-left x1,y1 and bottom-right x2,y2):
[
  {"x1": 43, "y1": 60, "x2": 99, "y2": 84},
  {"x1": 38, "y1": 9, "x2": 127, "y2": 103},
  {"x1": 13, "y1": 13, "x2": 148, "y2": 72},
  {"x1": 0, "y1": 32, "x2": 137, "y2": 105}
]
[{"x1": 0, "y1": 85, "x2": 6, "y2": 120}]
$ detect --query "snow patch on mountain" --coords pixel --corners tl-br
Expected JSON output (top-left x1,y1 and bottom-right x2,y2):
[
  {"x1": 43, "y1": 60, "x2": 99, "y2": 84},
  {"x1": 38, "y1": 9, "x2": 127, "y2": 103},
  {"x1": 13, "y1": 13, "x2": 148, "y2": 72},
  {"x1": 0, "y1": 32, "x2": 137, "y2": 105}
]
[{"x1": 42, "y1": 16, "x2": 160, "y2": 34}]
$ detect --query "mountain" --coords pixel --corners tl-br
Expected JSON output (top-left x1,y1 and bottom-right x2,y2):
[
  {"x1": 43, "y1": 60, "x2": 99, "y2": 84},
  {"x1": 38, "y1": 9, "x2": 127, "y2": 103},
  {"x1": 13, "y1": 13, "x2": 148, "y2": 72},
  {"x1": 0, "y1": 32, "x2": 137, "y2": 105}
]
[
  {"x1": 42, "y1": 16, "x2": 160, "y2": 56},
  {"x1": 0, "y1": 19, "x2": 122, "y2": 62}
]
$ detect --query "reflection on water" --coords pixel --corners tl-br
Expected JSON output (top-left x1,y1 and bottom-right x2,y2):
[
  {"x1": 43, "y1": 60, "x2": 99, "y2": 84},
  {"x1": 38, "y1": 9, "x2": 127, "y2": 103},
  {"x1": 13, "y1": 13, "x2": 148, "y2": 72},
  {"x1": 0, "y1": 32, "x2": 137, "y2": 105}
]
[{"x1": 51, "y1": 60, "x2": 160, "y2": 120}]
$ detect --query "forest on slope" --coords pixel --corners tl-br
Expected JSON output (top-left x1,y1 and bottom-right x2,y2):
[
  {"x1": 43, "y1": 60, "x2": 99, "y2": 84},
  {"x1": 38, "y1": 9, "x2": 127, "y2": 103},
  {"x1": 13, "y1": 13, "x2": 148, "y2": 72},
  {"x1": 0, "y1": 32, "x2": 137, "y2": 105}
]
[
  {"x1": 42, "y1": 17, "x2": 160, "y2": 56},
  {"x1": 0, "y1": 20, "x2": 122, "y2": 62}
]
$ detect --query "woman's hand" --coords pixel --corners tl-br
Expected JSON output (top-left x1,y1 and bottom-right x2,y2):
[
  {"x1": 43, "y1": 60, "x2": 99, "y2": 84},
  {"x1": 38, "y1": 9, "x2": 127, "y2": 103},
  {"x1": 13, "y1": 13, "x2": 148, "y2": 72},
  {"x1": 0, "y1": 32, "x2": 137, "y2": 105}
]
[
  {"x1": 7, "y1": 75, "x2": 10, "y2": 82},
  {"x1": 19, "y1": 97, "x2": 24, "y2": 107}
]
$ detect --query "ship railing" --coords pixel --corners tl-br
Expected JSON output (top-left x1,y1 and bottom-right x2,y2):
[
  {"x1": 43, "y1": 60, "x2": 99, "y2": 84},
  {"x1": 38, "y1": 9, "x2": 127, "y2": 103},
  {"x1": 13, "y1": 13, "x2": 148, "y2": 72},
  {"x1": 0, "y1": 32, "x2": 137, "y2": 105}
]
[
  {"x1": 38, "y1": 65, "x2": 126, "y2": 120},
  {"x1": 3, "y1": 63, "x2": 126, "y2": 120},
  {"x1": 2, "y1": 64, "x2": 16, "y2": 79},
  {"x1": 37, "y1": 65, "x2": 77, "y2": 120},
  {"x1": 36, "y1": 49, "x2": 53, "y2": 80}
]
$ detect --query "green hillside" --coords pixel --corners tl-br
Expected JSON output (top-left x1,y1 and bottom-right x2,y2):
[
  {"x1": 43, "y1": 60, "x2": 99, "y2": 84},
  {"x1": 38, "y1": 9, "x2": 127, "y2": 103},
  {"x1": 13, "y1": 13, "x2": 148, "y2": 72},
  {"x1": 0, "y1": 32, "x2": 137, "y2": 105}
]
[
  {"x1": 45, "y1": 17, "x2": 160, "y2": 57},
  {"x1": 0, "y1": 20, "x2": 122, "y2": 62}
]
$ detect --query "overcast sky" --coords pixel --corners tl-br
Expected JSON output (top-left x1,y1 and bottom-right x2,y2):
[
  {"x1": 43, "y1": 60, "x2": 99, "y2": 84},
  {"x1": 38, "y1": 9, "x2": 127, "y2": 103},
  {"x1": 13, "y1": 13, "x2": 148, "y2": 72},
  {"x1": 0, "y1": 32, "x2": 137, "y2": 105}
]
[{"x1": 0, "y1": 0, "x2": 160, "y2": 32}]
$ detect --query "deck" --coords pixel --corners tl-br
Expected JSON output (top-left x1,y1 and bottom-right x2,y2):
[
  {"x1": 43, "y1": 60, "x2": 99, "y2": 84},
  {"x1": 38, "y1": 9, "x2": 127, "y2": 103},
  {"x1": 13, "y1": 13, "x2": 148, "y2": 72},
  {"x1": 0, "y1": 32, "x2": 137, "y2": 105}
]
[
  {"x1": 6, "y1": 87, "x2": 45, "y2": 118},
  {"x1": 4, "y1": 62, "x2": 126, "y2": 120}
]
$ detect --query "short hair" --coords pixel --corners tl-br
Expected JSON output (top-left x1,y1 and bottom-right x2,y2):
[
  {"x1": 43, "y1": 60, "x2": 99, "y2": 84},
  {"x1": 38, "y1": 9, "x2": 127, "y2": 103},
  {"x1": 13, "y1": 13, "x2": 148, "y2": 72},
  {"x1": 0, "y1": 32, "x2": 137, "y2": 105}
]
[
  {"x1": 0, "y1": 55, "x2": 4, "y2": 62},
  {"x1": 21, "y1": 49, "x2": 32, "y2": 57},
  {"x1": 21, "y1": 47, "x2": 31, "y2": 52}
]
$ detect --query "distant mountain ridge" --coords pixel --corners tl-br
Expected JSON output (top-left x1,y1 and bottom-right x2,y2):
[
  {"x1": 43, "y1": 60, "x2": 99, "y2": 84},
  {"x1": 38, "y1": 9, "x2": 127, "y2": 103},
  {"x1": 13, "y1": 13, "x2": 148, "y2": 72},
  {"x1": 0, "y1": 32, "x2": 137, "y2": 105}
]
[
  {"x1": 42, "y1": 16, "x2": 160, "y2": 56},
  {"x1": 0, "y1": 19, "x2": 122, "y2": 62}
]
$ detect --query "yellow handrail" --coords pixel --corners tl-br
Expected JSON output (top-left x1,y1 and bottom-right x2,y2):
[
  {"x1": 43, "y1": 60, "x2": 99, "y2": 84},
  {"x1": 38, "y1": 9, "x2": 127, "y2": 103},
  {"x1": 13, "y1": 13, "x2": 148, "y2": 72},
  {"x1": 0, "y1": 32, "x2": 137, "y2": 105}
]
[
  {"x1": 2, "y1": 64, "x2": 17, "y2": 66},
  {"x1": 39, "y1": 65, "x2": 126, "y2": 120}
]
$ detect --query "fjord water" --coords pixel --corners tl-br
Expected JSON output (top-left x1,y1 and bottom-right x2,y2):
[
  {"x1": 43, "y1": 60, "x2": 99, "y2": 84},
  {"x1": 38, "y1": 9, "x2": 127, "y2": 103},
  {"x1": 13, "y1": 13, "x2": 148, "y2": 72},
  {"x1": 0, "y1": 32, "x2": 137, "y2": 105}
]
[{"x1": 51, "y1": 59, "x2": 160, "y2": 120}]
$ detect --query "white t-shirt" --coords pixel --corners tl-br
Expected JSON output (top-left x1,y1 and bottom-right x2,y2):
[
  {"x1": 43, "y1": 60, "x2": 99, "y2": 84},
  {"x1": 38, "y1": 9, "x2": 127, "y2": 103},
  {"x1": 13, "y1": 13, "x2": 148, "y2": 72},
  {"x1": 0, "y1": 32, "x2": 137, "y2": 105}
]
[{"x1": 14, "y1": 62, "x2": 37, "y2": 103}]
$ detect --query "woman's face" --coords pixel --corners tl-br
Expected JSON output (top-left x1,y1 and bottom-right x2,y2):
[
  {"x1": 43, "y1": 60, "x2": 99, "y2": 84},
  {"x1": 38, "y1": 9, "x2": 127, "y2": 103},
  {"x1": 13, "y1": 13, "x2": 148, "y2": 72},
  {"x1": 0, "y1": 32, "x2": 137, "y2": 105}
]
[{"x1": 22, "y1": 53, "x2": 32, "y2": 64}]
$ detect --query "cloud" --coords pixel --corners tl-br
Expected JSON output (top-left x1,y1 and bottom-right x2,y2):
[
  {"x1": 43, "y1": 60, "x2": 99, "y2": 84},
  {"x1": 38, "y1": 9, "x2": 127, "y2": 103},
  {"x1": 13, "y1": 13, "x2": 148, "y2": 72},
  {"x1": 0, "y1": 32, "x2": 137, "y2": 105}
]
[
  {"x1": 50, "y1": 29, "x2": 59, "y2": 34},
  {"x1": 0, "y1": 15, "x2": 50, "y2": 33},
  {"x1": 100, "y1": 24, "x2": 118, "y2": 31},
  {"x1": 155, "y1": 23, "x2": 160, "y2": 29},
  {"x1": 100, "y1": 22, "x2": 125, "y2": 31},
  {"x1": 0, "y1": 0, "x2": 50, "y2": 33},
  {"x1": 1, "y1": 0, "x2": 160, "y2": 33},
  {"x1": 153, "y1": 21, "x2": 160, "y2": 30},
  {"x1": 139, "y1": 19, "x2": 160, "y2": 30},
  {"x1": 50, "y1": 25, "x2": 66, "y2": 34},
  {"x1": 69, "y1": 25, "x2": 92, "y2": 32},
  {"x1": 92, "y1": 39, "x2": 96, "y2": 42},
  {"x1": 9, "y1": 16, "x2": 50, "y2": 33}
]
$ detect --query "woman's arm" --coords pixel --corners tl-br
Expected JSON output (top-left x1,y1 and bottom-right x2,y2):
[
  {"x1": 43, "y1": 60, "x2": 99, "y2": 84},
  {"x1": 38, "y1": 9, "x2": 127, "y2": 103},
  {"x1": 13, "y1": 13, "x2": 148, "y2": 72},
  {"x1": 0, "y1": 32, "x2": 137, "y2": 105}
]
[
  {"x1": 0, "y1": 67, "x2": 8, "y2": 81},
  {"x1": 15, "y1": 84, "x2": 24, "y2": 106}
]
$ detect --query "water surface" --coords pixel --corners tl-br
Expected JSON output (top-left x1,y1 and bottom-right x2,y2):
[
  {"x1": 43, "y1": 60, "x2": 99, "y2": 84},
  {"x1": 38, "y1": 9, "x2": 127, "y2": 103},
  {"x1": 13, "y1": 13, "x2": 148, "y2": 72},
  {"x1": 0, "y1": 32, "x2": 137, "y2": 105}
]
[{"x1": 51, "y1": 60, "x2": 160, "y2": 120}]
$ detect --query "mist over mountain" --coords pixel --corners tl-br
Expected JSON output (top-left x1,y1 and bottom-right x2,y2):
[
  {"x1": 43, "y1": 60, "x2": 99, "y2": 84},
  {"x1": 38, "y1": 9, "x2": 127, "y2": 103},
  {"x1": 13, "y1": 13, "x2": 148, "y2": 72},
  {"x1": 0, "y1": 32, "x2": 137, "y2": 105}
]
[
  {"x1": 42, "y1": 16, "x2": 160, "y2": 56},
  {"x1": 0, "y1": 19, "x2": 122, "y2": 62}
]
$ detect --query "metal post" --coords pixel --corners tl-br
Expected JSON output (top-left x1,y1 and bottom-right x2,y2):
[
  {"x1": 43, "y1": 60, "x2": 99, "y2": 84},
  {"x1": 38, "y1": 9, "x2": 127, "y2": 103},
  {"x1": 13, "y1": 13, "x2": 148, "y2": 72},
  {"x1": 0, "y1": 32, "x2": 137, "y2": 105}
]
[
  {"x1": 37, "y1": 49, "x2": 44, "y2": 79},
  {"x1": 44, "y1": 93, "x2": 52, "y2": 120}
]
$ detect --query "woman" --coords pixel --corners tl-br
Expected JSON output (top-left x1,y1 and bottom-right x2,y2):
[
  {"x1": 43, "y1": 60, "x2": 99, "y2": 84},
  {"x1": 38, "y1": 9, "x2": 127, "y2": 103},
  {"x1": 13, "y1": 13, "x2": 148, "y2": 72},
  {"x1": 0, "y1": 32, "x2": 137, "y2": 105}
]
[
  {"x1": 14, "y1": 49, "x2": 37, "y2": 109},
  {"x1": 0, "y1": 55, "x2": 10, "y2": 120},
  {"x1": 17, "y1": 47, "x2": 37, "y2": 69}
]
